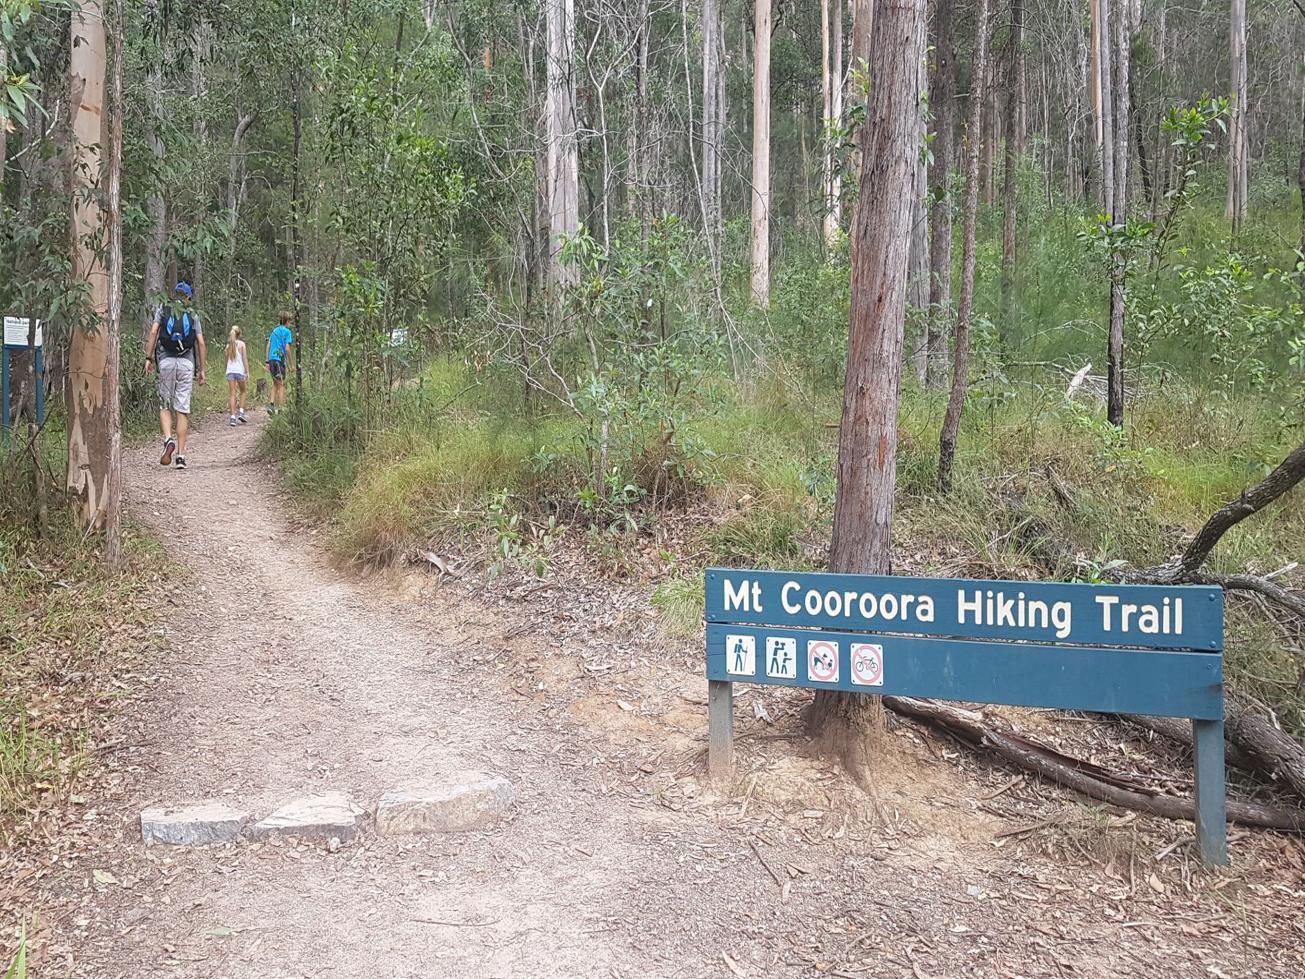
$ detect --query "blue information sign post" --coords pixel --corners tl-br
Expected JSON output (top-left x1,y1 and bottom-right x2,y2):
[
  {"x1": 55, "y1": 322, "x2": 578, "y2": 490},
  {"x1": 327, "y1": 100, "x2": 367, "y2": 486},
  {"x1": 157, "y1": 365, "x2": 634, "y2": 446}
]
[
  {"x1": 704, "y1": 567, "x2": 1228, "y2": 866},
  {"x1": 2, "y1": 316, "x2": 45, "y2": 448}
]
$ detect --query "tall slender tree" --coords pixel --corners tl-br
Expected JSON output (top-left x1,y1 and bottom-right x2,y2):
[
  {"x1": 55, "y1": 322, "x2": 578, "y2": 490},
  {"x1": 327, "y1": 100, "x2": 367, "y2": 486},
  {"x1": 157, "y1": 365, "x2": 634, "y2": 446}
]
[
  {"x1": 1227, "y1": 0, "x2": 1248, "y2": 232},
  {"x1": 546, "y1": 0, "x2": 579, "y2": 286},
  {"x1": 926, "y1": 0, "x2": 956, "y2": 386},
  {"x1": 937, "y1": 0, "x2": 991, "y2": 491},
  {"x1": 750, "y1": 0, "x2": 772, "y2": 306},
  {"x1": 810, "y1": 0, "x2": 928, "y2": 753},
  {"x1": 66, "y1": 0, "x2": 115, "y2": 531},
  {"x1": 1106, "y1": 0, "x2": 1131, "y2": 427},
  {"x1": 1000, "y1": 0, "x2": 1025, "y2": 316},
  {"x1": 702, "y1": 0, "x2": 721, "y2": 271}
]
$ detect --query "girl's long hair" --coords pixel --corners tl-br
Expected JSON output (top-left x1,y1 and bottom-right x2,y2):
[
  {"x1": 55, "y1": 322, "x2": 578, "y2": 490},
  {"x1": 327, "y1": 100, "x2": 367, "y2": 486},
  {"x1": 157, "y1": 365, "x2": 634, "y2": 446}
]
[{"x1": 225, "y1": 325, "x2": 242, "y2": 362}]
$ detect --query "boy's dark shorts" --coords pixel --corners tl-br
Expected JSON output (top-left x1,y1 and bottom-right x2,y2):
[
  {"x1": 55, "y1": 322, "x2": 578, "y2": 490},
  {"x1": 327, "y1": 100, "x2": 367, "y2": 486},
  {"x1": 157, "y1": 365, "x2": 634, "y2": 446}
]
[{"x1": 268, "y1": 359, "x2": 286, "y2": 380}]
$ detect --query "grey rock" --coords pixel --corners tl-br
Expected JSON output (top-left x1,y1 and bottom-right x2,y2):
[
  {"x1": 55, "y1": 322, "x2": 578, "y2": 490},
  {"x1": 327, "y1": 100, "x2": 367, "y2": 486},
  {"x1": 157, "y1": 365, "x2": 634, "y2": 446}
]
[
  {"x1": 250, "y1": 791, "x2": 365, "y2": 842},
  {"x1": 140, "y1": 802, "x2": 249, "y2": 846},
  {"x1": 376, "y1": 771, "x2": 515, "y2": 836}
]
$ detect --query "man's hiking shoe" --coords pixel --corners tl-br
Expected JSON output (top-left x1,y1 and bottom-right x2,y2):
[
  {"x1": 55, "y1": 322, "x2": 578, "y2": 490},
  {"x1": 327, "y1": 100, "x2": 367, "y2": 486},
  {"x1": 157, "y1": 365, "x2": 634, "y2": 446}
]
[
  {"x1": 174, "y1": 454, "x2": 187, "y2": 470},
  {"x1": 267, "y1": 404, "x2": 276, "y2": 416},
  {"x1": 160, "y1": 438, "x2": 177, "y2": 466},
  {"x1": 229, "y1": 415, "x2": 238, "y2": 427},
  {"x1": 237, "y1": 410, "x2": 248, "y2": 424}
]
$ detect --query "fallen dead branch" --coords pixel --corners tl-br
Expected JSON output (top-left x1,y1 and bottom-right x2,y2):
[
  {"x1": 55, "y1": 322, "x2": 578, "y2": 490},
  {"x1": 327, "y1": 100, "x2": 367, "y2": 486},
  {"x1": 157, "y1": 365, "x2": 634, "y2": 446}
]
[
  {"x1": 1119, "y1": 714, "x2": 1257, "y2": 772},
  {"x1": 1226, "y1": 710, "x2": 1305, "y2": 803},
  {"x1": 1130, "y1": 439, "x2": 1305, "y2": 621},
  {"x1": 884, "y1": 696, "x2": 1305, "y2": 833}
]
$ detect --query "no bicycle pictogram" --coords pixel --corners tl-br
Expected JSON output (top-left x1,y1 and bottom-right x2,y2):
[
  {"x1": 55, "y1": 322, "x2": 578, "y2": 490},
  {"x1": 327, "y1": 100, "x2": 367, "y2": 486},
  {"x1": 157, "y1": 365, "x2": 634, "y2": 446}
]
[
  {"x1": 849, "y1": 643, "x2": 884, "y2": 686},
  {"x1": 807, "y1": 639, "x2": 839, "y2": 683}
]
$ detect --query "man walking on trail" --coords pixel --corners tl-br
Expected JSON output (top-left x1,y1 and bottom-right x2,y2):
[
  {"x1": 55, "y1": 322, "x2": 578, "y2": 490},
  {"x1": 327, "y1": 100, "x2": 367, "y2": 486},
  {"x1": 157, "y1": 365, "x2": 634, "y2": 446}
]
[
  {"x1": 145, "y1": 282, "x2": 207, "y2": 470},
  {"x1": 266, "y1": 312, "x2": 294, "y2": 414}
]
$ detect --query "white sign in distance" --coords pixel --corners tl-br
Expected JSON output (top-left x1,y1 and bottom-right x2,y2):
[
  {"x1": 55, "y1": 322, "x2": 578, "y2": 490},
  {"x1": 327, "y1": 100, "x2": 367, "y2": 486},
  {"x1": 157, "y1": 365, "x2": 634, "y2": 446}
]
[
  {"x1": 725, "y1": 634, "x2": 756, "y2": 676},
  {"x1": 3, "y1": 317, "x2": 42, "y2": 348}
]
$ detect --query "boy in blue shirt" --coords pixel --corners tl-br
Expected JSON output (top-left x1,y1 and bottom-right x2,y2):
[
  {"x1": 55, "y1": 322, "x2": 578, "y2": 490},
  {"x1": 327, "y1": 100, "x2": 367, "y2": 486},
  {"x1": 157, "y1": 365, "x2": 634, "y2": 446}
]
[{"x1": 266, "y1": 312, "x2": 294, "y2": 414}]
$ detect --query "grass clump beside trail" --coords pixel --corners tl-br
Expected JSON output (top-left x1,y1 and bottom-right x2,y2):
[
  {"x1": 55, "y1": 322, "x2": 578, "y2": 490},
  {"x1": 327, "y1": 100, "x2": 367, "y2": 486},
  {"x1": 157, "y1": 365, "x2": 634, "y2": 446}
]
[
  {"x1": 267, "y1": 351, "x2": 1303, "y2": 731},
  {"x1": 0, "y1": 511, "x2": 167, "y2": 840}
]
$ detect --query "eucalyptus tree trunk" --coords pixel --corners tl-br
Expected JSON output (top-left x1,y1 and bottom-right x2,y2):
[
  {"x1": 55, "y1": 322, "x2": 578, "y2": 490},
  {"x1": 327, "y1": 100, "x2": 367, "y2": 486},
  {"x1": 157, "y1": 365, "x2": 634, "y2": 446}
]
[
  {"x1": 143, "y1": 59, "x2": 166, "y2": 337},
  {"x1": 937, "y1": 0, "x2": 991, "y2": 492},
  {"x1": 1299, "y1": 55, "x2": 1305, "y2": 275},
  {"x1": 1107, "y1": 0, "x2": 1131, "y2": 428},
  {"x1": 831, "y1": 0, "x2": 843, "y2": 233},
  {"x1": 1000, "y1": 0, "x2": 1024, "y2": 319},
  {"x1": 0, "y1": 43, "x2": 8, "y2": 190},
  {"x1": 1226, "y1": 0, "x2": 1248, "y2": 233},
  {"x1": 908, "y1": 48, "x2": 930, "y2": 382},
  {"x1": 1098, "y1": 0, "x2": 1114, "y2": 213},
  {"x1": 104, "y1": 0, "x2": 124, "y2": 566},
  {"x1": 546, "y1": 0, "x2": 579, "y2": 287},
  {"x1": 224, "y1": 110, "x2": 256, "y2": 326},
  {"x1": 846, "y1": 0, "x2": 872, "y2": 190},
  {"x1": 750, "y1": 0, "x2": 772, "y2": 307},
  {"x1": 809, "y1": 0, "x2": 927, "y2": 751},
  {"x1": 190, "y1": 22, "x2": 210, "y2": 302},
  {"x1": 702, "y1": 0, "x2": 721, "y2": 271},
  {"x1": 66, "y1": 0, "x2": 114, "y2": 532},
  {"x1": 1090, "y1": 0, "x2": 1103, "y2": 174},
  {"x1": 821, "y1": 0, "x2": 832, "y2": 247},
  {"x1": 926, "y1": 0, "x2": 956, "y2": 386}
]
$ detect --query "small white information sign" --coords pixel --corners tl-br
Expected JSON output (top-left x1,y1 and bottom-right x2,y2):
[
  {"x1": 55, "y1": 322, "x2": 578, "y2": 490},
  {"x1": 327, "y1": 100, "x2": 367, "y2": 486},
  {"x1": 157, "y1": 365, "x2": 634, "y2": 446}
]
[
  {"x1": 764, "y1": 637, "x2": 797, "y2": 679},
  {"x1": 849, "y1": 643, "x2": 885, "y2": 686},
  {"x1": 725, "y1": 634, "x2": 756, "y2": 676},
  {"x1": 3, "y1": 317, "x2": 42, "y2": 348},
  {"x1": 807, "y1": 639, "x2": 840, "y2": 684}
]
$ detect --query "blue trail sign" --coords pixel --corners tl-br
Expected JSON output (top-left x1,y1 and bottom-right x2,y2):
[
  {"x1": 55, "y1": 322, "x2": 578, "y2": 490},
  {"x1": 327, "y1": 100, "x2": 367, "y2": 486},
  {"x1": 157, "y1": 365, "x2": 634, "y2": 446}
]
[{"x1": 704, "y1": 567, "x2": 1228, "y2": 866}]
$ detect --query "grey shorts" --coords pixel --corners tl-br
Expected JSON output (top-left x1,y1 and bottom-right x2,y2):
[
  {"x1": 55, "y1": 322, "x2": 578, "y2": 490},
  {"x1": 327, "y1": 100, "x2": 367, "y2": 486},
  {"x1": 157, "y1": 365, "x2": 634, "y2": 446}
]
[{"x1": 158, "y1": 356, "x2": 195, "y2": 414}]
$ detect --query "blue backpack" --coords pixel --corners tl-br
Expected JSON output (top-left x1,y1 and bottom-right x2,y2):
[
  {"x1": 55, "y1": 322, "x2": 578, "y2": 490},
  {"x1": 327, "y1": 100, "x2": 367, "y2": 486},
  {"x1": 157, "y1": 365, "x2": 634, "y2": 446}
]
[{"x1": 157, "y1": 306, "x2": 197, "y2": 358}]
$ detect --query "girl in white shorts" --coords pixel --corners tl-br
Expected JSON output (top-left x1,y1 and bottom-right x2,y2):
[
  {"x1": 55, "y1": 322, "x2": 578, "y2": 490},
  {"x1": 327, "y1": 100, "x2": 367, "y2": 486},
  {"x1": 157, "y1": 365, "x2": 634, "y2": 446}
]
[{"x1": 225, "y1": 326, "x2": 250, "y2": 426}]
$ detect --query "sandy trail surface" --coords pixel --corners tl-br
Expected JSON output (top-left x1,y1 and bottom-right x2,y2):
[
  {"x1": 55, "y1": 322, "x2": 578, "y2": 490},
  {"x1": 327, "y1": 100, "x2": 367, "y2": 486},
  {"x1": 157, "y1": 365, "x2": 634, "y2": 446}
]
[{"x1": 25, "y1": 414, "x2": 1305, "y2": 978}]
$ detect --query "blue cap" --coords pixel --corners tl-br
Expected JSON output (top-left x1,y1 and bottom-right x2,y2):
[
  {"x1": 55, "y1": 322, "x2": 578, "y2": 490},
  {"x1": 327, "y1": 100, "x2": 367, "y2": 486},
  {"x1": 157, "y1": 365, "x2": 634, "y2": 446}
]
[{"x1": 175, "y1": 282, "x2": 193, "y2": 298}]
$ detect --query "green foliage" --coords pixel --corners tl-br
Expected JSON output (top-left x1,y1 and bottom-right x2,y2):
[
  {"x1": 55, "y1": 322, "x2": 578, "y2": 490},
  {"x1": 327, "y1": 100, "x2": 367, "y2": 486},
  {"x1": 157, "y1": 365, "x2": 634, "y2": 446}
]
[
  {"x1": 3, "y1": 924, "x2": 25, "y2": 979},
  {"x1": 651, "y1": 576, "x2": 704, "y2": 639}
]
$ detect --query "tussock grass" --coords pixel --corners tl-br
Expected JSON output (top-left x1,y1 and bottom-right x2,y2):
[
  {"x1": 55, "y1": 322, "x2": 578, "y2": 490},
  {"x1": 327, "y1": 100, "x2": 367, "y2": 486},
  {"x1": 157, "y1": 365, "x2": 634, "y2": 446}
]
[{"x1": 651, "y1": 577, "x2": 705, "y2": 639}]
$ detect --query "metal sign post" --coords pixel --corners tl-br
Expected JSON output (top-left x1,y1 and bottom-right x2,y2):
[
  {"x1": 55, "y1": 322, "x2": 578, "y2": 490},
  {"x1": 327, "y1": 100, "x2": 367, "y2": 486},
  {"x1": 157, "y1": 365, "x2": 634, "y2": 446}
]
[
  {"x1": 2, "y1": 316, "x2": 46, "y2": 447},
  {"x1": 704, "y1": 568, "x2": 1228, "y2": 866}
]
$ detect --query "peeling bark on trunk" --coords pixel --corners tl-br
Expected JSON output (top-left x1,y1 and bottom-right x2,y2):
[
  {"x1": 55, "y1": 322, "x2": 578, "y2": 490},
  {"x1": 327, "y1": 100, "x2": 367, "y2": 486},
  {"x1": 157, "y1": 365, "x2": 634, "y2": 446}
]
[
  {"x1": 66, "y1": 0, "x2": 113, "y2": 533},
  {"x1": 545, "y1": 0, "x2": 579, "y2": 287},
  {"x1": 1107, "y1": 0, "x2": 1130, "y2": 429},
  {"x1": 809, "y1": 0, "x2": 927, "y2": 755},
  {"x1": 702, "y1": 0, "x2": 721, "y2": 271},
  {"x1": 1226, "y1": 0, "x2": 1248, "y2": 232},
  {"x1": 750, "y1": 0, "x2": 771, "y2": 307},
  {"x1": 104, "y1": 0, "x2": 124, "y2": 566},
  {"x1": 143, "y1": 57, "x2": 166, "y2": 339},
  {"x1": 1000, "y1": 0, "x2": 1023, "y2": 320},
  {"x1": 937, "y1": 0, "x2": 990, "y2": 493},
  {"x1": 926, "y1": 0, "x2": 956, "y2": 387}
]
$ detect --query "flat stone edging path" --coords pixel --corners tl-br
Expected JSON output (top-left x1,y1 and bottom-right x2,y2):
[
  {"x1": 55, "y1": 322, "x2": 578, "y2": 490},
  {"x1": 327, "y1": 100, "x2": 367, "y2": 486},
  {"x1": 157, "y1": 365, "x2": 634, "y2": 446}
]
[{"x1": 140, "y1": 772, "x2": 515, "y2": 847}]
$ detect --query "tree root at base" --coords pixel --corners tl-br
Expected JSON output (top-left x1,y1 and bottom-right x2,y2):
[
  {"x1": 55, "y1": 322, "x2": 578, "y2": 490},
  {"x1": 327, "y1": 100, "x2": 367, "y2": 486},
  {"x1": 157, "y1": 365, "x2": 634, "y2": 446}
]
[{"x1": 884, "y1": 696, "x2": 1305, "y2": 833}]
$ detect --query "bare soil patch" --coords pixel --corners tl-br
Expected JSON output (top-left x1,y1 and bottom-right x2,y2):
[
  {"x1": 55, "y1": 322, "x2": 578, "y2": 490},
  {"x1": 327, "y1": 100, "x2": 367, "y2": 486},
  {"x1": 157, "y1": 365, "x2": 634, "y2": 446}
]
[{"x1": 6, "y1": 413, "x2": 1303, "y2": 978}]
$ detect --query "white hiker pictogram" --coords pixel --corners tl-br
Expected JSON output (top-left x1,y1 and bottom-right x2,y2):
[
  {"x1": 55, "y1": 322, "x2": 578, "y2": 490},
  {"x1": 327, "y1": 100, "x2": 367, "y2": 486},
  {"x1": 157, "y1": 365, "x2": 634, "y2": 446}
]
[{"x1": 725, "y1": 634, "x2": 756, "y2": 676}]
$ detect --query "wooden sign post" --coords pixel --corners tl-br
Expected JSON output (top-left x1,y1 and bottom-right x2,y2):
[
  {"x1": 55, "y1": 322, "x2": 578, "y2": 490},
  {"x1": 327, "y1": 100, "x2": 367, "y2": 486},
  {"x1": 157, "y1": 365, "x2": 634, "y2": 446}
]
[{"x1": 705, "y1": 568, "x2": 1227, "y2": 866}]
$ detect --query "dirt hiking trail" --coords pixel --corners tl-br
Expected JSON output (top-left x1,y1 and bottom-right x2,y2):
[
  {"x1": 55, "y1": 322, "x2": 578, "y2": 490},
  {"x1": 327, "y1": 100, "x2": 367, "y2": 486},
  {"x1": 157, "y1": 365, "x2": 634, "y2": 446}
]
[{"x1": 27, "y1": 414, "x2": 1305, "y2": 978}]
